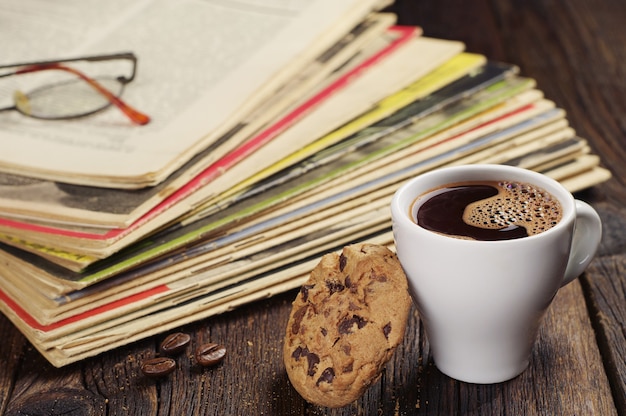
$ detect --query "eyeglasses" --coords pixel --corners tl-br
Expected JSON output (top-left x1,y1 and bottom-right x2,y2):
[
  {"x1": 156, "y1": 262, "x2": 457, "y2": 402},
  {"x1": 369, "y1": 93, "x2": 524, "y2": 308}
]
[{"x1": 0, "y1": 52, "x2": 150, "y2": 125}]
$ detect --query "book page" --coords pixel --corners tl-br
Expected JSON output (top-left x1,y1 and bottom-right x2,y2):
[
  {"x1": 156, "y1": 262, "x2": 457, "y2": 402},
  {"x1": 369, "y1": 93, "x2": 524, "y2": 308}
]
[
  {"x1": 0, "y1": 14, "x2": 395, "y2": 229},
  {"x1": 0, "y1": 0, "x2": 385, "y2": 188}
]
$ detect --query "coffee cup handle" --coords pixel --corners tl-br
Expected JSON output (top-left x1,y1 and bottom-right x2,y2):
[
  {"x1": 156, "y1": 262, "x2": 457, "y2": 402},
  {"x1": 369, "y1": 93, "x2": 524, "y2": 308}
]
[{"x1": 561, "y1": 200, "x2": 602, "y2": 287}]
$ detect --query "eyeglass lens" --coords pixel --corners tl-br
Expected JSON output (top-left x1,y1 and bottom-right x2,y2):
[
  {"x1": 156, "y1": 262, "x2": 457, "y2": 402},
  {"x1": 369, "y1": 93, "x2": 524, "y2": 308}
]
[{"x1": 14, "y1": 77, "x2": 125, "y2": 119}]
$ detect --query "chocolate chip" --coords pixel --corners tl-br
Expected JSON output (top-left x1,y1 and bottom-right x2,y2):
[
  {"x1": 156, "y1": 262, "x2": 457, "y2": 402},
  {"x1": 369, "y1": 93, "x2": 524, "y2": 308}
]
[
  {"x1": 341, "y1": 344, "x2": 351, "y2": 355},
  {"x1": 348, "y1": 301, "x2": 360, "y2": 311},
  {"x1": 292, "y1": 346, "x2": 319, "y2": 376},
  {"x1": 300, "y1": 284, "x2": 315, "y2": 302},
  {"x1": 141, "y1": 357, "x2": 176, "y2": 377},
  {"x1": 195, "y1": 343, "x2": 227, "y2": 367},
  {"x1": 383, "y1": 322, "x2": 392, "y2": 339},
  {"x1": 307, "y1": 353, "x2": 320, "y2": 376},
  {"x1": 342, "y1": 362, "x2": 353, "y2": 373},
  {"x1": 370, "y1": 269, "x2": 388, "y2": 282},
  {"x1": 292, "y1": 346, "x2": 304, "y2": 360},
  {"x1": 339, "y1": 253, "x2": 347, "y2": 271},
  {"x1": 291, "y1": 305, "x2": 308, "y2": 335},
  {"x1": 326, "y1": 280, "x2": 345, "y2": 295},
  {"x1": 159, "y1": 332, "x2": 191, "y2": 356},
  {"x1": 320, "y1": 327, "x2": 328, "y2": 336},
  {"x1": 316, "y1": 367, "x2": 335, "y2": 385},
  {"x1": 338, "y1": 314, "x2": 367, "y2": 334},
  {"x1": 345, "y1": 275, "x2": 352, "y2": 288}
]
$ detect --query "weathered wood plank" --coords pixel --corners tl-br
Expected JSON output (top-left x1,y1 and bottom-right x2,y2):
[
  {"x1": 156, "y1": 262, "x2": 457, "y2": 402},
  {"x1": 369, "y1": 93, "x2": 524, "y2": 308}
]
[
  {"x1": 2, "y1": 278, "x2": 616, "y2": 416},
  {"x1": 0, "y1": 314, "x2": 27, "y2": 414},
  {"x1": 84, "y1": 341, "x2": 159, "y2": 416},
  {"x1": 3, "y1": 343, "x2": 106, "y2": 416},
  {"x1": 583, "y1": 255, "x2": 626, "y2": 411},
  {"x1": 1, "y1": 0, "x2": 625, "y2": 415}
]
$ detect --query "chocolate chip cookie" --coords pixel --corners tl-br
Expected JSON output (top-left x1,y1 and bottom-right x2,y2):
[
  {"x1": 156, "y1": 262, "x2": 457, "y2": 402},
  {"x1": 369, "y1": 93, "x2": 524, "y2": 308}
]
[{"x1": 283, "y1": 243, "x2": 412, "y2": 408}]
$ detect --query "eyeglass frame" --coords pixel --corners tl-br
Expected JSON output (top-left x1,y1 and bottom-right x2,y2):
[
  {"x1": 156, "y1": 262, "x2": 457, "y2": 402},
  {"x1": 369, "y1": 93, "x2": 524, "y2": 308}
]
[{"x1": 0, "y1": 52, "x2": 150, "y2": 125}]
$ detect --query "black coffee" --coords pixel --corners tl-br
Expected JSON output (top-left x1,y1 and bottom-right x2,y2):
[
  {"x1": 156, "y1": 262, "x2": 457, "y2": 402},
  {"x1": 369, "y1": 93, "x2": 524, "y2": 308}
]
[{"x1": 414, "y1": 180, "x2": 562, "y2": 241}]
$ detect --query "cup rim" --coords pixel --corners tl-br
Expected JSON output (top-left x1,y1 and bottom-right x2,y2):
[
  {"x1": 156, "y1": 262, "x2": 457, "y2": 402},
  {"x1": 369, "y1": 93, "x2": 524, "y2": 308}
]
[{"x1": 391, "y1": 164, "x2": 575, "y2": 243}]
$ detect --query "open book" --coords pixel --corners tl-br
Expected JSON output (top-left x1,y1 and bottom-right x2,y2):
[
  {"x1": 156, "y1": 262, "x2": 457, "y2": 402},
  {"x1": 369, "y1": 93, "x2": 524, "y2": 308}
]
[{"x1": 0, "y1": 0, "x2": 390, "y2": 189}]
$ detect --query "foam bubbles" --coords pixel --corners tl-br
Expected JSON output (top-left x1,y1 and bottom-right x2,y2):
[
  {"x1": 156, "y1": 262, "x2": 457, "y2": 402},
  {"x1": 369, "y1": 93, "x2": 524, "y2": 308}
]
[{"x1": 464, "y1": 181, "x2": 562, "y2": 236}]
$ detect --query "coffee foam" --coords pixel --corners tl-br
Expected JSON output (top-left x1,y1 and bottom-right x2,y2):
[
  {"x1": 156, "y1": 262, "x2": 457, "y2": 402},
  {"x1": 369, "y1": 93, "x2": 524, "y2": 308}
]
[{"x1": 464, "y1": 181, "x2": 562, "y2": 236}]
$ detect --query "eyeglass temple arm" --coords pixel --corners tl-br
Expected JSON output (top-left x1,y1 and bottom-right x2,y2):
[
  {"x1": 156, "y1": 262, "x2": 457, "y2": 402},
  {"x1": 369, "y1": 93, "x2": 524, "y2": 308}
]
[
  {"x1": 0, "y1": 52, "x2": 138, "y2": 82},
  {"x1": 13, "y1": 63, "x2": 150, "y2": 125}
]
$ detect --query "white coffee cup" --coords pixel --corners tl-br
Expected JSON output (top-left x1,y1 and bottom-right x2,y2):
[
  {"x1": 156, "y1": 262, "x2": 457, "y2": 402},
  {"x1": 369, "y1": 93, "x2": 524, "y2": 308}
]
[{"x1": 390, "y1": 164, "x2": 602, "y2": 384}]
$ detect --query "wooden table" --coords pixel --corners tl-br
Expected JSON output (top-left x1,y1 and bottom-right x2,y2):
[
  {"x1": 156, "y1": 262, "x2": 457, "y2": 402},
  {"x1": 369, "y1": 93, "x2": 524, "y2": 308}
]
[{"x1": 1, "y1": 0, "x2": 625, "y2": 414}]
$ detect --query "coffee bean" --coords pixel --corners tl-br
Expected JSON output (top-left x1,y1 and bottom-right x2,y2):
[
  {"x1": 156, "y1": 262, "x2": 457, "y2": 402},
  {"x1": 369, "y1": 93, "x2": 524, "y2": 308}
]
[
  {"x1": 160, "y1": 332, "x2": 191, "y2": 356},
  {"x1": 141, "y1": 357, "x2": 176, "y2": 377},
  {"x1": 195, "y1": 343, "x2": 226, "y2": 367}
]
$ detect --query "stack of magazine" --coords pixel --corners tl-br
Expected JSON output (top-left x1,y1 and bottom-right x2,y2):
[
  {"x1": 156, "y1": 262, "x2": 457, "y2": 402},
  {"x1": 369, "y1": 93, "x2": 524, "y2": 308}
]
[{"x1": 0, "y1": 0, "x2": 610, "y2": 367}]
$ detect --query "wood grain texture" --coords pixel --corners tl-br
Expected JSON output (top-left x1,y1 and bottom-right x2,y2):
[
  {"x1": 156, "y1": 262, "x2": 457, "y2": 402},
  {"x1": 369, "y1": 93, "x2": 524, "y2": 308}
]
[
  {"x1": 1, "y1": 0, "x2": 625, "y2": 414},
  {"x1": 583, "y1": 255, "x2": 626, "y2": 412}
]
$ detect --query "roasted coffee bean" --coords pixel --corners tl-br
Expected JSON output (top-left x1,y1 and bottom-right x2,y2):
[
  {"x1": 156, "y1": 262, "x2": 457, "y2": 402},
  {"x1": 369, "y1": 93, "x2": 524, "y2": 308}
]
[
  {"x1": 195, "y1": 343, "x2": 227, "y2": 367},
  {"x1": 160, "y1": 332, "x2": 191, "y2": 356},
  {"x1": 141, "y1": 357, "x2": 176, "y2": 377}
]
